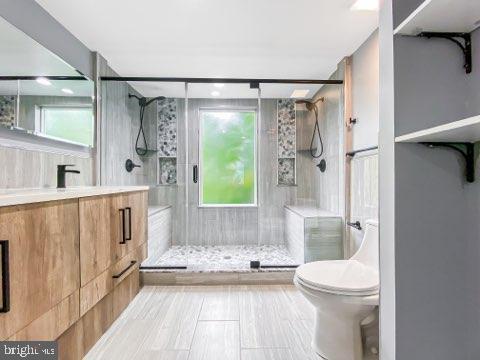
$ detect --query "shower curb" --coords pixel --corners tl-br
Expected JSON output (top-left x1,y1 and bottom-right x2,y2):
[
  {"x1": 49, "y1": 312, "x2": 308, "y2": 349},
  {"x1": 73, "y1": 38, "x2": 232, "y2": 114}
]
[{"x1": 140, "y1": 269, "x2": 295, "y2": 286}]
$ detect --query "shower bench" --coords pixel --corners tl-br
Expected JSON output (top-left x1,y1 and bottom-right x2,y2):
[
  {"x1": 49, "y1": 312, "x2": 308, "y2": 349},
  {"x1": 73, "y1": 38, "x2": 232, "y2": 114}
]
[{"x1": 284, "y1": 205, "x2": 343, "y2": 264}]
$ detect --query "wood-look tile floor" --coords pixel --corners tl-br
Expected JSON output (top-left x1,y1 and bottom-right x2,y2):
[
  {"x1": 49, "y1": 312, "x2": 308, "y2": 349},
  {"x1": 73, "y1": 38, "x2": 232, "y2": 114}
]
[{"x1": 84, "y1": 285, "x2": 377, "y2": 360}]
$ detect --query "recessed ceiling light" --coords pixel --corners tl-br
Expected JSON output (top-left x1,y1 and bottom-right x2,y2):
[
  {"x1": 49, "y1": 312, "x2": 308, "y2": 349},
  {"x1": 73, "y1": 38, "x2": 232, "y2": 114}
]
[
  {"x1": 290, "y1": 89, "x2": 310, "y2": 98},
  {"x1": 211, "y1": 91, "x2": 220, "y2": 97},
  {"x1": 36, "y1": 77, "x2": 51, "y2": 86},
  {"x1": 61, "y1": 88, "x2": 74, "y2": 94},
  {"x1": 214, "y1": 83, "x2": 224, "y2": 88},
  {"x1": 350, "y1": 0, "x2": 379, "y2": 11}
]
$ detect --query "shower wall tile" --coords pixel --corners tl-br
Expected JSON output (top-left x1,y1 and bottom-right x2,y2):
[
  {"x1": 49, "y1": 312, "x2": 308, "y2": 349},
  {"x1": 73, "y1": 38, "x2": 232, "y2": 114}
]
[
  {"x1": 278, "y1": 158, "x2": 295, "y2": 186},
  {"x1": 277, "y1": 99, "x2": 296, "y2": 185},
  {"x1": 159, "y1": 157, "x2": 177, "y2": 185},
  {"x1": 277, "y1": 99, "x2": 296, "y2": 158},
  {"x1": 157, "y1": 98, "x2": 178, "y2": 157},
  {"x1": 313, "y1": 67, "x2": 344, "y2": 215},
  {"x1": 0, "y1": 95, "x2": 16, "y2": 127}
]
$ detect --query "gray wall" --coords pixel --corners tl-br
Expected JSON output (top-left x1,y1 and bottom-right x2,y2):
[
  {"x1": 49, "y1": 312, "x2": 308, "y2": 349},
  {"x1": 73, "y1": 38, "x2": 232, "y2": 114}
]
[
  {"x1": 351, "y1": 30, "x2": 379, "y2": 150},
  {"x1": 0, "y1": 0, "x2": 93, "y2": 78},
  {"x1": 392, "y1": 0, "x2": 424, "y2": 29},
  {"x1": 394, "y1": 32, "x2": 480, "y2": 136},
  {"x1": 381, "y1": 1, "x2": 480, "y2": 358}
]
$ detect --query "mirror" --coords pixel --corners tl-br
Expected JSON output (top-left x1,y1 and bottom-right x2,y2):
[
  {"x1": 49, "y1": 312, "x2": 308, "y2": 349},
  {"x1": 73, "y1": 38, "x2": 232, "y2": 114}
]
[{"x1": 0, "y1": 17, "x2": 95, "y2": 148}]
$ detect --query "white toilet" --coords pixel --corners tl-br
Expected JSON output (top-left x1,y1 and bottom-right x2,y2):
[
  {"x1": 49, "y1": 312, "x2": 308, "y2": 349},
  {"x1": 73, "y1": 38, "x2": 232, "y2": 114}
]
[{"x1": 294, "y1": 219, "x2": 379, "y2": 360}]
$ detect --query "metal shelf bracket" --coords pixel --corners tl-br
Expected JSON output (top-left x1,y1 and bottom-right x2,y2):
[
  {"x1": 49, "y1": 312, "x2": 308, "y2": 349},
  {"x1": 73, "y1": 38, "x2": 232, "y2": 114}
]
[
  {"x1": 418, "y1": 32, "x2": 472, "y2": 74},
  {"x1": 421, "y1": 142, "x2": 476, "y2": 182}
]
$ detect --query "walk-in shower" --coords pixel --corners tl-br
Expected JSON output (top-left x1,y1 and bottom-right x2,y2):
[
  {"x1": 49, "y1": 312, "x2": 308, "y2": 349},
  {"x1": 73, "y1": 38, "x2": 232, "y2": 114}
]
[{"x1": 102, "y1": 76, "x2": 344, "y2": 272}]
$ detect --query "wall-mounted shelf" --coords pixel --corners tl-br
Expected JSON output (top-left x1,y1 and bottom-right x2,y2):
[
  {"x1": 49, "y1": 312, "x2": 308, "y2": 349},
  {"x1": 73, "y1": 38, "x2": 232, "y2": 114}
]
[
  {"x1": 395, "y1": 115, "x2": 480, "y2": 143},
  {"x1": 394, "y1": 0, "x2": 480, "y2": 35}
]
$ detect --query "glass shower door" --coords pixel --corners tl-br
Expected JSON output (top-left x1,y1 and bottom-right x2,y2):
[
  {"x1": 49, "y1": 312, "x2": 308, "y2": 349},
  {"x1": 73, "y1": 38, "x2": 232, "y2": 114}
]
[
  {"x1": 130, "y1": 81, "x2": 188, "y2": 269},
  {"x1": 185, "y1": 82, "x2": 260, "y2": 271}
]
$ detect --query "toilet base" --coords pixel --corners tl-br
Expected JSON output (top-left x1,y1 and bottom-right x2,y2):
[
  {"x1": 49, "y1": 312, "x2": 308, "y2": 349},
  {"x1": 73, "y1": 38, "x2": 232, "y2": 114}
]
[{"x1": 312, "y1": 308, "x2": 365, "y2": 360}]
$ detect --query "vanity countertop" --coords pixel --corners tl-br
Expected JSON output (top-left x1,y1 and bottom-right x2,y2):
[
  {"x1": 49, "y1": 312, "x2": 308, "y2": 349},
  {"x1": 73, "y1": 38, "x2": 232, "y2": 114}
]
[
  {"x1": 0, "y1": 186, "x2": 150, "y2": 207},
  {"x1": 285, "y1": 205, "x2": 341, "y2": 218}
]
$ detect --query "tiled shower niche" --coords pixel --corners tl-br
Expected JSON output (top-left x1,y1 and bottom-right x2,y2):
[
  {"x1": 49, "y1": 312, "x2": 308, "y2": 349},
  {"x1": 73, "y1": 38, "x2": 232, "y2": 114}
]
[
  {"x1": 0, "y1": 95, "x2": 16, "y2": 127},
  {"x1": 277, "y1": 99, "x2": 296, "y2": 185},
  {"x1": 157, "y1": 98, "x2": 178, "y2": 185}
]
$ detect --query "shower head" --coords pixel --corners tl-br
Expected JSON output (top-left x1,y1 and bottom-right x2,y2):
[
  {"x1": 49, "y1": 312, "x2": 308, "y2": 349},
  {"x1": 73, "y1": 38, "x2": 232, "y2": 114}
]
[
  {"x1": 295, "y1": 97, "x2": 325, "y2": 112},
  {"x1": 128, "y1": 93, "x2": 166, "y2": 108}
]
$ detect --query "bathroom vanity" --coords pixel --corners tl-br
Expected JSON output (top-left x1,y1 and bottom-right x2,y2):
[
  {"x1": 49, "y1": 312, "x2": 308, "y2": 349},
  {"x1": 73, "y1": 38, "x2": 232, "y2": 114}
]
[{"x1": 0, "y1": 186, "x2": 148, "y2": 358}]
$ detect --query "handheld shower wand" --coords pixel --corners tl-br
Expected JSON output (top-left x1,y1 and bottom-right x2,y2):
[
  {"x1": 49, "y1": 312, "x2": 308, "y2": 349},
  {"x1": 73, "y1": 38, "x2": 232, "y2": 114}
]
[
  {"x1": 129, "y1": 94, "x2": 166, "y2": 156},
  {"x1": 296, "y1": 97, "x2": 325, "y2": 159}
]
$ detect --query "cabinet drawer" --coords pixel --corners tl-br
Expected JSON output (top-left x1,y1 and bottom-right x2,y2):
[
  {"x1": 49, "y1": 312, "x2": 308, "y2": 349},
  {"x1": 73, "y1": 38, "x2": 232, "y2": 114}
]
[
  {"x1": 8, "y1": 290, "x2": 79, "y2": 341},
  {"x1": 0, "y1": 200, "x2": 80, "y2": 340},
  {"x1": 80, "y1": 192, "x2": 147, "y2": 286},
  {"x1": 79, "y1": 243, "x2": 145, "y2": 316},
  {"x1": 58, "y1": 268, "x2": 140, "y2": 360}
]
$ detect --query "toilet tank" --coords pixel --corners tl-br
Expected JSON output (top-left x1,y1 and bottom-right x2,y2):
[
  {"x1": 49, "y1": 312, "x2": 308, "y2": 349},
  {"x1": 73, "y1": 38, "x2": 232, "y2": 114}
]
[{"x1": 285, "y1": 205, "x2": 343, "y2": 264}]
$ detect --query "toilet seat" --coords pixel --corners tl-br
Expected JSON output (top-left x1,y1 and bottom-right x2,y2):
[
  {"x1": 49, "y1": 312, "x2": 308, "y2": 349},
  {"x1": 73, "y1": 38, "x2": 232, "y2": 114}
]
[{"x1": 295, "y1": 260, "x2": 379, "y2": 296}]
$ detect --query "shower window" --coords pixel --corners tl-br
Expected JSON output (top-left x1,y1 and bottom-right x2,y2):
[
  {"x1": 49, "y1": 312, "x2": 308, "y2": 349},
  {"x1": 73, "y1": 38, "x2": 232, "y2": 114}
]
[
  {"x1": 199, "y1": 109, "x2": 257, "y2": 207},
  {"x1": 37, "y1": 106, "x2": 94, "y2": 147}
]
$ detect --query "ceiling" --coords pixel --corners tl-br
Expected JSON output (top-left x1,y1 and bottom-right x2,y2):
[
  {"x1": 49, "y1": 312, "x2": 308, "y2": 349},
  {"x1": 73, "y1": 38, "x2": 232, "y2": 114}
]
[{"x1": 35, "y1": 0, "x2": 378, "y2": 98}]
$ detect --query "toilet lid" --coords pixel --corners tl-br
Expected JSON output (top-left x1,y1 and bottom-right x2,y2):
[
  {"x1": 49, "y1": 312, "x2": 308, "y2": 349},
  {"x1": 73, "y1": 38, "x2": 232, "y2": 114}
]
[{"x1": 295, "y1": 260, "x2": 379, "y2": 295}]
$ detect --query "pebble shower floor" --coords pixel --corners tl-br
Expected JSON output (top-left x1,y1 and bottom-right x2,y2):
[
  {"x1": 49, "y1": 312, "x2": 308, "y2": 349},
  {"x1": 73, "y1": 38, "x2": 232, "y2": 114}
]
[{"x1": 141, "y1": 245, "x2": 298, "y2": 272}]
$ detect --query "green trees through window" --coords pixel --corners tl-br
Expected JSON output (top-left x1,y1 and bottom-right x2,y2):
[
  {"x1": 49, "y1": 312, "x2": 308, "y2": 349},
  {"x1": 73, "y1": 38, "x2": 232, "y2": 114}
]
[
  {"x1": 41, "y1": 107, "x2": 94, "y2": 147},
  {"x1": 200, "y1": 110, "x2": 256, "y2": 206}
]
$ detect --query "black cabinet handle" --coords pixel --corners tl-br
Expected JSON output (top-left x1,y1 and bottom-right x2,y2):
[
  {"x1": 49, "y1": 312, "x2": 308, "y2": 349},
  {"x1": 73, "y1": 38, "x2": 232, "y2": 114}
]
[
  {"x1": 347, "y1": 221, "x2": 362, "y2": 230},
  {"x1": 119, "y1": 209, "x2": 127, "y2": 244},
  {"x1": 112, "y1": 261, "x2": 137, "y2": 279},
  {"x1": 193, "y1": 165, "x2": 198, "y2": 184},
  {"x1": 126, "y1": 207, "x2": 132, "y2": 241},
  {"x1": 0, "y1": 240, "x2": 10, "y2": 313}
]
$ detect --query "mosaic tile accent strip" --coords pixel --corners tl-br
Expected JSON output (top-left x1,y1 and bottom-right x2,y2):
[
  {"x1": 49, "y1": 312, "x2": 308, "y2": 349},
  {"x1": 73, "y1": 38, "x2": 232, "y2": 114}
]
[
  {"x1": 157, "y1": 98, "x2": 178, "y2": 157},
  {"x1": 159, "y1": 157, "x2": 177, "y2": 185},
  {"x1": 142, "y1": 245, "x2": 298, "y2": 271},
  {"x1": 278, "y1": 158, "x2": 296, "y2": 186},
  {"x1": 277, "y1": 99, "x2": 296, "y2": 158},
  {"x1": 277, "y1": 99, "x2": 296, "y2": 185},
  {"x1": 0, "y1": 95, "x2": 16, "y2": 127}
]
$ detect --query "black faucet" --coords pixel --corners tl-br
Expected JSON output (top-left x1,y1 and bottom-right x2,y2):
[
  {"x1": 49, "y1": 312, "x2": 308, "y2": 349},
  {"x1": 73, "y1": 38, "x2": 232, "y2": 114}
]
[{"x1": 57, "y1": 165, "x2": 80, "y2": 189}]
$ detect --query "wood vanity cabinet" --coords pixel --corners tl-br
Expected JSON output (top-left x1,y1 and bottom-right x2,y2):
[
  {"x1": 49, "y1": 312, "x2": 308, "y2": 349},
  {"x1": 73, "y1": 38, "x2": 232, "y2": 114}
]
[
  {"x1": 0, "y1": 188, "x2": 148, "y2": 358},
  {"x1": 0, "y1": 200, "x2": 80, "y2": 340}
]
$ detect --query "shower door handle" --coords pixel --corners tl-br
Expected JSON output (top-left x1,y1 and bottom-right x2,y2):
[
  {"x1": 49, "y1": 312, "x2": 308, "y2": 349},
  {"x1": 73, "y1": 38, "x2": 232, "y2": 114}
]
[{"x1": 193, "y1": 165, "x2": 198, "y2": 184}]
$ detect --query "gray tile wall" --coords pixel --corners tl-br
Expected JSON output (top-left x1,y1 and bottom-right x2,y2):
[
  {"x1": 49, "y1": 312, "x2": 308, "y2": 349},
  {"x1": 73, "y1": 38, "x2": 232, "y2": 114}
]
[
  {"x1": 0, "y1": 96, "x2": 16, "y2": 127},
  {"x1": 312, "y1": 67, "x2": 345, "y2": 215},
  {"x1": 149, "y1": 97, "x2": 319, "y2": 247},
  {"x1": 349, "y1": 152, "x2": 378, "y2": 251},
  {"x1": 0, "y1": 146, "x2": 93, "y2": 188},
  {"x1": 99, "y1": 62, "x2": 157, "y2": 186}
]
